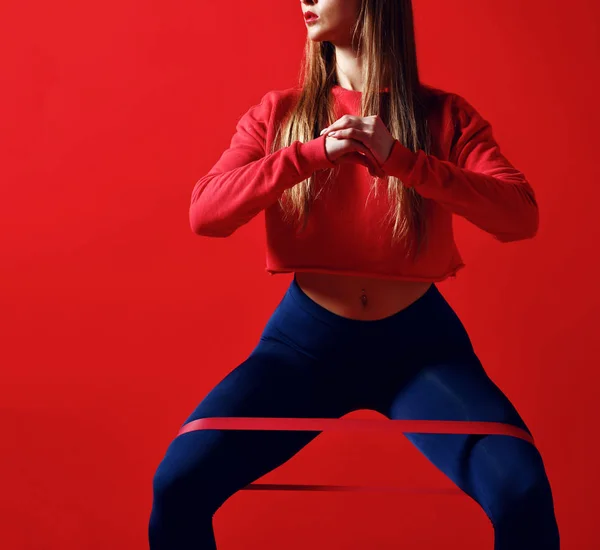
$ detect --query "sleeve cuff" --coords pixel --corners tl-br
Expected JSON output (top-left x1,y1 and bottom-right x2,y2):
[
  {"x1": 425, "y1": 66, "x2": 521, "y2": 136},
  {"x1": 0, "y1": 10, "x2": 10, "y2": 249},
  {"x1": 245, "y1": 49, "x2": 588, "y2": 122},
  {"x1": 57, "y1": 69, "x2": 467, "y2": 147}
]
[
  {"x1": 380, "y1": 140, "x2": 420, "y2": 186},
  {"x1": 297, "y1": 134, "x2": 336, "y2": 172}
]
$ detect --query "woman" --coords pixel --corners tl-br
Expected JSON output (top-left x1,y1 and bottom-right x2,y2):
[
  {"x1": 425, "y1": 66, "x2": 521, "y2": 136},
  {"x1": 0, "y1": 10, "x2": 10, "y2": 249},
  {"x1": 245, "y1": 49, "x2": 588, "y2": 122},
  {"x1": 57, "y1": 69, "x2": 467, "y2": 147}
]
[{"x1": 149, "y1": 0, "x2": 560, "y2": 548}]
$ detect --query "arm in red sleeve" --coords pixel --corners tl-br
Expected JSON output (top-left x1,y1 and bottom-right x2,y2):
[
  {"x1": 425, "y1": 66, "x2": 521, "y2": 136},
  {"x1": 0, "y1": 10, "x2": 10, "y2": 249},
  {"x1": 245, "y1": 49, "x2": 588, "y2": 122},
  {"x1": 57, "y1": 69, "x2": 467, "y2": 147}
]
[
  {"x1": 380, "y1": 93, "x2": 539, "y2": 242},
  {"x1": 189, "y1": 91, "x2": 335, "y2": 237}
]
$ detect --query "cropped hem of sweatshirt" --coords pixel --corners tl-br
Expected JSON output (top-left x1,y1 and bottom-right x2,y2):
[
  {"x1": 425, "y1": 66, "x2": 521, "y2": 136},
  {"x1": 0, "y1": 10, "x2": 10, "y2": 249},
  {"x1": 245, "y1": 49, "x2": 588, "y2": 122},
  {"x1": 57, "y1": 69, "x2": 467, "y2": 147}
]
[{"x1": 190, "y1": 84, "x2": 539, "y2": 282}]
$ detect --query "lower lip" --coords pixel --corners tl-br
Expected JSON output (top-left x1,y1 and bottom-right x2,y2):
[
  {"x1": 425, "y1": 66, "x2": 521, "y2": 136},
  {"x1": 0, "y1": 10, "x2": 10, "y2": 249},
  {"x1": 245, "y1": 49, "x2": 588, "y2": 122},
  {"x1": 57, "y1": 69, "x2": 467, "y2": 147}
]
[{"x1": 305, "y1": 17, "x2": 319, "y2": 25}]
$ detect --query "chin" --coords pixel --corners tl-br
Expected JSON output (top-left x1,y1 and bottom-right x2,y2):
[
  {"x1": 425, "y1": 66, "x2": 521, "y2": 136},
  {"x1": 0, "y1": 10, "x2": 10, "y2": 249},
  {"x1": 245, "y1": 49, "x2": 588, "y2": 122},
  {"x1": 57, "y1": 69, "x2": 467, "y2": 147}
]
[
  {"x1": 307, "y1": 25, "x2": 333, "y2": 40},
  {"x1": 308, "y1": 32, "x2": 331, "y2": 43}
]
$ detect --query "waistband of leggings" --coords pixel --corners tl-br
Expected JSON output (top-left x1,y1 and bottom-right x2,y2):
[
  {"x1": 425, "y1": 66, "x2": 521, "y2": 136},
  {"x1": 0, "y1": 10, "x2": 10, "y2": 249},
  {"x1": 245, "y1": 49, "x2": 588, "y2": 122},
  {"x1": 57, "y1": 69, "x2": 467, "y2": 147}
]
[{"x1": 287, "y1": 274, "x2": 442, "y2": 330}]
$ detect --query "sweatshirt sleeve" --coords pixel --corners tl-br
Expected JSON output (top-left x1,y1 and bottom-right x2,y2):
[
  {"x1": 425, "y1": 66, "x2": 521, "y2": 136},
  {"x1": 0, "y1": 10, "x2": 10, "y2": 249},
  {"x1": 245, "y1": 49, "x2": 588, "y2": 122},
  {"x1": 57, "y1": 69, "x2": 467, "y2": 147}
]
[
  {"x1": 189, "y1": 91, "x2": 335, "y2": 237},
  {"x1": 380, "y1": 93, "x2": 539, "y2": 242}
]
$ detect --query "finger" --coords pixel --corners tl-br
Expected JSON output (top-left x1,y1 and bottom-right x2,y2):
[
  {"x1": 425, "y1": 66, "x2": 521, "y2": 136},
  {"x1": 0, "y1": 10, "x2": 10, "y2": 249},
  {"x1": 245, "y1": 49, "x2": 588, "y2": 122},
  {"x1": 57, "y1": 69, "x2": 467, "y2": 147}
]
[
  {"x1": 328, "y1": 128, "x2": 371, "y2": 148},
  {"x1": 320, "y1": 115, "x2": 358, "y2": 136}
]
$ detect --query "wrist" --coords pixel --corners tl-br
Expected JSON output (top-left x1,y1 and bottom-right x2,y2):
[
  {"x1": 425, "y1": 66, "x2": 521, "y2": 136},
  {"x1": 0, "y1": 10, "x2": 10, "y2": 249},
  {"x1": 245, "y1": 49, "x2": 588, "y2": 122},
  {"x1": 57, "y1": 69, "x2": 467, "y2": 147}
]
[
  {"x1": 380, "y1": 139, "x2": 419, "y2": 183},
  {"x1": 297, "y1": 134, "x2": 336, "y2": 172}
]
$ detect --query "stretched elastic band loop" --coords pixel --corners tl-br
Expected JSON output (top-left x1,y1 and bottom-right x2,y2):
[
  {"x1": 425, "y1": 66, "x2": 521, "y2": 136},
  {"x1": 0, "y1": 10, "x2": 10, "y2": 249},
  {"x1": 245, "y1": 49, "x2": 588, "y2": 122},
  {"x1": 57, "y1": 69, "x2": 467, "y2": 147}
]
[
  {"x1": 178, "y1": 417, "x2": 534, "y2": 444},
  {"x1": 176, "y1": 417, "x2": 534, "y2": 494}
]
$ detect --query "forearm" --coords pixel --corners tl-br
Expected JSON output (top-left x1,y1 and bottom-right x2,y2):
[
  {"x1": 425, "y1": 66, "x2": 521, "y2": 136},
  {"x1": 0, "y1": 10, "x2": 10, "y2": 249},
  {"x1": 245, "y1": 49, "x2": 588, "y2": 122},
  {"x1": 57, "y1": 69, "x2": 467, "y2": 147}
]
[
  {"x1": 190, "y1": 135, "x2": 333, "y2": 237},
  {"x1": 381, "y1": 141, "x2": 539, "y2": 242}
]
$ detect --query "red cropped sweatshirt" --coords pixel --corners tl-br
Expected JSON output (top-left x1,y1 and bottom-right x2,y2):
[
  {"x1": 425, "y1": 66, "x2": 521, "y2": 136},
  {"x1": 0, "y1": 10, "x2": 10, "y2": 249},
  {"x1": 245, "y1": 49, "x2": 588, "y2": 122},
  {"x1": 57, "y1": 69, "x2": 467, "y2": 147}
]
[{"x1": 189, "y1": 85, "x2": 538, "y2": 282}]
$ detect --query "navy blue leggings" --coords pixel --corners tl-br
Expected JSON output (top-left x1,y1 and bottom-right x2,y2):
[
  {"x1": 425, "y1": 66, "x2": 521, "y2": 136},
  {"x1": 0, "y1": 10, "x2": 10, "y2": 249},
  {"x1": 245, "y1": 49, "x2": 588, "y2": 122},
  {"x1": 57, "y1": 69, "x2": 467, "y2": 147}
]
[{"x1": 149, "y1": 277, "x2": 559, "y2": 549}]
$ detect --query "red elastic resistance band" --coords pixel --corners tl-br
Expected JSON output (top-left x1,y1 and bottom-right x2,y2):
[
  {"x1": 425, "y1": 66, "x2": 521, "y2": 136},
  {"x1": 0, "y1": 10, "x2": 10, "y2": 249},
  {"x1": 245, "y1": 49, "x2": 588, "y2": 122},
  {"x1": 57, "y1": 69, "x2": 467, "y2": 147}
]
[{"x1": 176, "y1": 417, "x2": 534, "y2": 494}]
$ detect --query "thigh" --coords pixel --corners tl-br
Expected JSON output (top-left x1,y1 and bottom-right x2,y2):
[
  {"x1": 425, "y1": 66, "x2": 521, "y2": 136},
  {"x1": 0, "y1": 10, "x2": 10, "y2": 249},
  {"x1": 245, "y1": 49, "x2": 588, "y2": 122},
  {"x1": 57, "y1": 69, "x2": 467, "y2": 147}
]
[
  {"x1": 381, "y1": 353, "x2": 544, "y2": 505},
  {"x1": 154, "y1": 336, "x2": 355, "y2": 511}
]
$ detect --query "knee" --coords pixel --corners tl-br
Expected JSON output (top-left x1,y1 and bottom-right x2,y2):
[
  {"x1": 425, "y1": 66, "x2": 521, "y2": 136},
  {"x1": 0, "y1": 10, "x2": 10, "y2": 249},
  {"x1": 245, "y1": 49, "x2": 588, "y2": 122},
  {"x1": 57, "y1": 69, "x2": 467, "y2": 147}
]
[
  {"x1": 152, "y1": 461, "x2": 186, "y2": 507},
  {"x1": 151, "y1": 436, "x2": 225, "y2": 517},
  {"x1": 492, "y1": 468, "x2": 551, "y2": 522},
  {"x1": 148, "y1": 452, "x2": 220, "y2": 548},
  {"x1": 489, "y1": 463, "x2": 560, "y2": 548},
  {"x1": 481, "y1": 439, "x2": 555, "y2": 527}
]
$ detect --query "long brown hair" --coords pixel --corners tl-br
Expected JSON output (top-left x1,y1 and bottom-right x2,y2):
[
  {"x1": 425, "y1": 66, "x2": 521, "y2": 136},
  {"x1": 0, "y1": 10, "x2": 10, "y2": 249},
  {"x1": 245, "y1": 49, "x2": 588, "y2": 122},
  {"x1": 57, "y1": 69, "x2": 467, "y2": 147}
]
[{"x1": 270, "y1": 0, "x2": 432, "y2": 257}]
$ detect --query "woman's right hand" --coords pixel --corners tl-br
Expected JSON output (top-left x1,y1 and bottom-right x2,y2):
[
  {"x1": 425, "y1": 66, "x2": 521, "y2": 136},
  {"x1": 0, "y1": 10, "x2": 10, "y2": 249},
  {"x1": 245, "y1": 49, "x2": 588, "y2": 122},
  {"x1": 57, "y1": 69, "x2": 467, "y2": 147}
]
[{"x1": 325, "y1": 135, "x2": 385, "y2": 177}]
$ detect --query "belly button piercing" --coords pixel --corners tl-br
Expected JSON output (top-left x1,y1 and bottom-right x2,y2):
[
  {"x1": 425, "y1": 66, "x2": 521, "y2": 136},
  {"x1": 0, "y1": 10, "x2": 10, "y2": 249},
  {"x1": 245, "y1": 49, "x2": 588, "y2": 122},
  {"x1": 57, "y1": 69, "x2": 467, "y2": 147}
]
[{"x1": 360, "y1": 288, "x2": 368, "y2": 308}]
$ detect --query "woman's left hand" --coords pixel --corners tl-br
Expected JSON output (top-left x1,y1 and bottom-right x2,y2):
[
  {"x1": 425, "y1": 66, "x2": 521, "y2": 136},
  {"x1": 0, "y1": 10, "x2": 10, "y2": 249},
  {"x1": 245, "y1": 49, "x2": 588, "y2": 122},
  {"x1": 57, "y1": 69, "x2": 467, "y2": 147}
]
[{"x1": 320, "y1": 115, "x2": 396, "y2": 169}]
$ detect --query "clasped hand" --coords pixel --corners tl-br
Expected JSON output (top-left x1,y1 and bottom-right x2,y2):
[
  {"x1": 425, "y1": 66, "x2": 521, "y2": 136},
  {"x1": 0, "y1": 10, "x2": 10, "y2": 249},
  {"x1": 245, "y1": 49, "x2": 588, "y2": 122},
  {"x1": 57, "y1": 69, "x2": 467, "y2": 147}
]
[{"x1": 321, "y1": 114, "x2": 396, "y2": 178}]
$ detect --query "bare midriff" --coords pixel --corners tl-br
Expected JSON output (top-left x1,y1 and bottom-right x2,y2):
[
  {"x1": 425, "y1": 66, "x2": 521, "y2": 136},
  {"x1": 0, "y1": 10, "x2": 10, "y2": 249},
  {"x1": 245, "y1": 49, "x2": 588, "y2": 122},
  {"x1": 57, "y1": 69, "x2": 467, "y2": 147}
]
[{"x1": 294, "y1": 272, "x2": 433, "y2": 321}]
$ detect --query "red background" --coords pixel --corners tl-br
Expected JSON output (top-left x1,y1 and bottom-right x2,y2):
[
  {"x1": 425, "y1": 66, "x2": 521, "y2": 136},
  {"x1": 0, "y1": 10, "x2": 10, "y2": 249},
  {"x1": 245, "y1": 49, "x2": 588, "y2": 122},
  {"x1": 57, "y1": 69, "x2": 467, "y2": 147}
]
[{"x1": 2, "y1": 0, "x2": 599, "y2": 548}]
